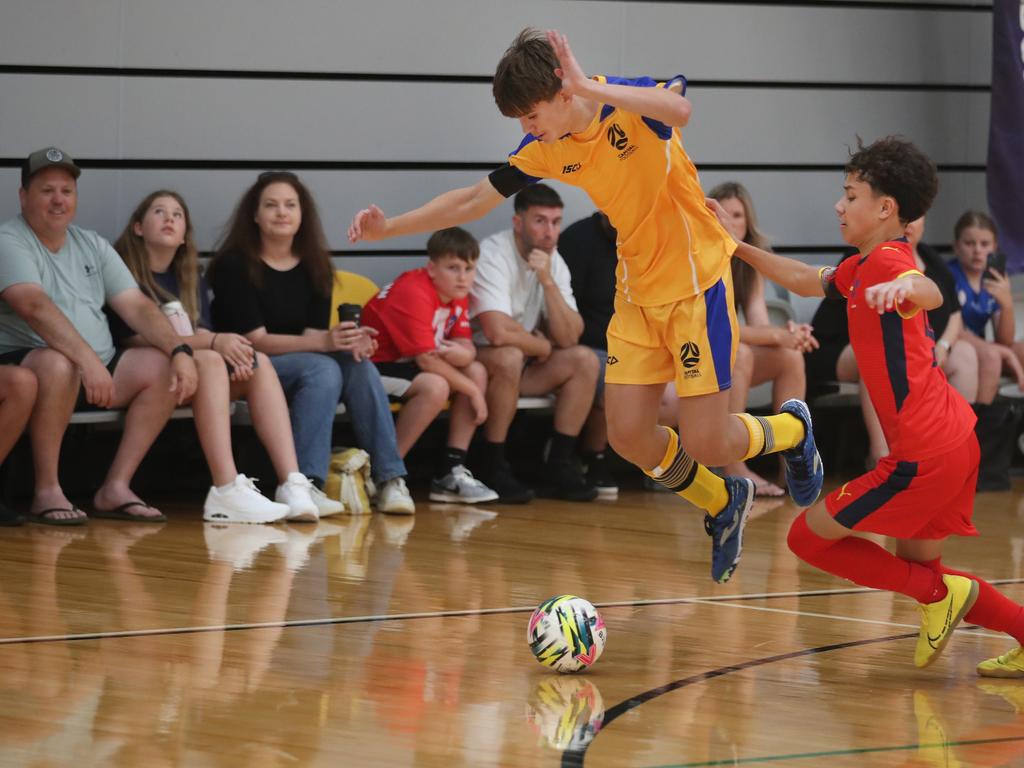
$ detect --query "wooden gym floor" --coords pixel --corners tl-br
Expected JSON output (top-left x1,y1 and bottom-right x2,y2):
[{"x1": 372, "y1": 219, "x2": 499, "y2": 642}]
[{"x1": 0, "y1": 479, "x2": 1022, "y2": 767}]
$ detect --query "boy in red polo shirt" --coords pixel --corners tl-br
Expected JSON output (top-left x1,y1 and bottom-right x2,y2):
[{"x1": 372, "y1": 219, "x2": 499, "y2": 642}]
[
  {"x1": 363, "y1": 227, "x2": 498, "y2": 504},
  {"x1": 717, "y1": 136, "x2": 1024, "y2": 677}
]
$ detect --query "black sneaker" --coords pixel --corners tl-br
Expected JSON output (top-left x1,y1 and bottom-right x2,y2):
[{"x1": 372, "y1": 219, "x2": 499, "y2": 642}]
[
  {"x1": 584, "y1": 452, "x2": 619, "y2": 500},
  {"x1": 478, "y1": 462, "x2": 534, "y2": 504},
  {"x1": 540, "y1": 461, "x2": 599, "y2": 502}
]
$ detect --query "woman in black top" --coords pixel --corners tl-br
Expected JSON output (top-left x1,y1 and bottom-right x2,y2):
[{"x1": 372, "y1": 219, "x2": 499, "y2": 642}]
[{"x1": 209, "y1": 172, "x2": 412, "y2": 514}]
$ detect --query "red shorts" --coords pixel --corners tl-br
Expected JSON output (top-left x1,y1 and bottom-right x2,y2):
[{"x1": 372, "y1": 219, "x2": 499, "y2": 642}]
[{"x1": 824, "y1": 433, "x2": 980, "y2": 540}]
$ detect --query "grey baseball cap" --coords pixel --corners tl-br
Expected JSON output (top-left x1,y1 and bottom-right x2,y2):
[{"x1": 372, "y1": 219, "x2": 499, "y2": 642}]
[{"x1": 21, "y1": 147, "x2": 81, "y2": 188}]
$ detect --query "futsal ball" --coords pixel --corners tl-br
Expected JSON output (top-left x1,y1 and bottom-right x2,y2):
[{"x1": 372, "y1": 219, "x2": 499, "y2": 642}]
[{"x1": 527, "y1": 595, "x2": 607, "y2": 673}]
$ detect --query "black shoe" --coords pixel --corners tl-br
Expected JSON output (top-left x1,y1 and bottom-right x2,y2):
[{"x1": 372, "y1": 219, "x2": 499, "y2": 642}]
[
  {"x1": 0, "y1": 502, "x2": 25, "y2": 527},
  {"x1": 583, "y1": 452, "x2": 619, "y2": 500},
  {"x1": 479, "y1": 462, "x2": 534, "y2": 504},
  {"x1": 540, "y1": 461, "x2": 599, "y2": 502}
]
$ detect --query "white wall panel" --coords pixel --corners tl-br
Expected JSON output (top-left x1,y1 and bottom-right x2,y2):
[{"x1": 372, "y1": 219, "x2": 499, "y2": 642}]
[
  {"x1": 624, "y1": 4, "x2": 991, "y2": 84},
  {"x1": 0, "y1": 75, "x2": 989, "y2": 165},
  {"x1": 0, "y1": 0, "x2": 122, "y2": 67},
  {"x1": 2, "y1": 2, "x2": 990, "y2": 86}
]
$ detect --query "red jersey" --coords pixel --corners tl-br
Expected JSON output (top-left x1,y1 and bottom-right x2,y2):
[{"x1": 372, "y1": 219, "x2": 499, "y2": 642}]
[
  {"x1": 363, "y1": 268, "x2": 471, "y2": 363},
  {"x1": 826, "y1": 240, "x2": 975, "y2": 461}
]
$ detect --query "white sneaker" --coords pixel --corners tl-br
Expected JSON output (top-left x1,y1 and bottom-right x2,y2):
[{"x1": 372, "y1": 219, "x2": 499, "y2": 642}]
[
  {"x1": 308, "y1": 483, "x2": 345, "y2": 518},
  {"x1": 429, "y1": 465, "x2": 499, "y2": 504},
  {"x1": 204, "y1": 475, "x2": 290, "y2": 524},
  {"x1": 274, "y1": 473, "x2": 319, "y2": 522},
  {"x1": 203, "y1": 523, "x2": 288, "y2": 571},
  {"x1": 376, "y1": 477, "x2": 415, "y2": 515}
]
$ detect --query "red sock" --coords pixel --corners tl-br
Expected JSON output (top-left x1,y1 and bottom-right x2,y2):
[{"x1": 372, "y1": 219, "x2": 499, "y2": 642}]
[
  {"x1": 920, "y1": 558, "x2": 1024, "y2": 645},
  {"x1": 787, "y1": 512, "x2": 945, "y2": 603}
]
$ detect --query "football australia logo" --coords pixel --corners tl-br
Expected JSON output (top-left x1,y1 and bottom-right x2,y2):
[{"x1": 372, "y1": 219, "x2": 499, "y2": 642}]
[
  {"x1": 606, "y1": 123, "x2": 628, "y2": 150},
  {"x1": 679, "y1": 342, "x2": 701, "y2": 378},
  {"x1": 607, "y1": 123, "x2": 638, "y2": 160}
]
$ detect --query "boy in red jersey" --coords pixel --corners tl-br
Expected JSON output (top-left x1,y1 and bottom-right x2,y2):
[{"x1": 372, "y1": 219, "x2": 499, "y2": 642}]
[
  {"x1": 362, "y1": 227, "x2": 498, "y2": 505},
  {"x1": 715, "y1": 136, "x2": 1024, "y2": 675},
  {"x1": 350, "y1": 28, "x2": 824, "y2": 584}
]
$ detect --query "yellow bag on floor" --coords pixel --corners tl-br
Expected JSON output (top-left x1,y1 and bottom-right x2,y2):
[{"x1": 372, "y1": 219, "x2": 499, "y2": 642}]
[{"x1": 325, "y1": 447, "x2": 376, "y2": 515}]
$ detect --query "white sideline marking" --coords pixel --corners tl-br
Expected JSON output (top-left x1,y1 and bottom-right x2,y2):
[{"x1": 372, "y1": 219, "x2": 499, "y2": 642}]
[{"x1": 0, "y1": 581, "x2": 1017, "y2": 645}]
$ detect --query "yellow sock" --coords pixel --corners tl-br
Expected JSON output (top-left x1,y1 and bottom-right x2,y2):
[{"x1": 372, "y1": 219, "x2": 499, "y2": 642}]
[
  {"x1": 735, "y1": 412, "x2": 805, "y2": 460},
  {"x1": 645, "y1": 426, "x2": 729, "y2": 515}
]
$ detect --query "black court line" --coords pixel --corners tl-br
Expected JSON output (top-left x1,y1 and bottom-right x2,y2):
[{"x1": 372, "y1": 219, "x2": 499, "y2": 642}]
[
  {"x1": 0, "y1": 64, "x2": 990, "y2": 92},
  {"x1": 0, "y1": 579, "x2": 1019, "y2": 647},
  {"x1": 559, "y1": 628, "x2": 996, "y2": 768}
]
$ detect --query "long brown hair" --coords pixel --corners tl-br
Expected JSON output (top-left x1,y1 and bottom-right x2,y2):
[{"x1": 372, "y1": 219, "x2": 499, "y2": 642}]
[
  {"x1": 211, "y1": 171, "x2": 333, "y2": 296},
  {"x1": 708, "y1": 181, "x2": 771, "y2": 311},
  {"x1": 114, "y1": 190, "x2": 201, "y2": 327}
]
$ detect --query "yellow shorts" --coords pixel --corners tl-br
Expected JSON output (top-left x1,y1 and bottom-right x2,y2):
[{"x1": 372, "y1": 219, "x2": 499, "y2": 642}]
[{"x1": 605, "y1": 272, "x2": 739, "y2": 397}]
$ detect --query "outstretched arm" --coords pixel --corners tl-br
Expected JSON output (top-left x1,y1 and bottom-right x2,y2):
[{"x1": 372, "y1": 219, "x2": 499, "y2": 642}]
[
  {"x1": 733, "y1": 241, "x2": 826, "y2": 298},
  {"x1": 548, "y1": 30, "x2": 691, "y2": 127},
  {"x1": 348, "y1": 176, "x2": 505, "y2": 243}
]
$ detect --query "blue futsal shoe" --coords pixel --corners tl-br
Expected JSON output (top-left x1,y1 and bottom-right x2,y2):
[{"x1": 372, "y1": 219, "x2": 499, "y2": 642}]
[
  {"x1": 779, "y1": 398, "x2": 823, "y2": 507},
  {"x1": 704, "y1": 476, "x2": 754, "y2": 584}
]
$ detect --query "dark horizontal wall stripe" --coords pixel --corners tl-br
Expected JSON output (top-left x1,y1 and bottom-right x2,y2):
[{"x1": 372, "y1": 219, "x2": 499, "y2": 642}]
[
  {"x1": 197, "y1": 245, "x2": 953, "y2": 259},
  {"x1": 0, "y1": 159, "x2": 987, "y2": 173},
  {"x1": 0, "y1": 65, "x2": 990, "y2": 92},
  {"x1": 580, "y1": 0, "x2": 992, "y2": 10}
]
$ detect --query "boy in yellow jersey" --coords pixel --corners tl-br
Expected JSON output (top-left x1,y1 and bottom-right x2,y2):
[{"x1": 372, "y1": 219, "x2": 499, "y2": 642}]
[{"x1": 348, "y1": 28, "x2": 822, "y2": 583}]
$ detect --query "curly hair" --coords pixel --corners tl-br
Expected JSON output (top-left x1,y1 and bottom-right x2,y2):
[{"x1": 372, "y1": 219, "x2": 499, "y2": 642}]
[{"x1": 845, "y1": 136, "x2": 938, "y2": 224}]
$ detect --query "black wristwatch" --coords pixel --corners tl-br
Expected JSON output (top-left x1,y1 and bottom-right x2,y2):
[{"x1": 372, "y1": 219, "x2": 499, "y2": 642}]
[{"x1": 171, "y1": 343, "x2": 194, "y2": 359}]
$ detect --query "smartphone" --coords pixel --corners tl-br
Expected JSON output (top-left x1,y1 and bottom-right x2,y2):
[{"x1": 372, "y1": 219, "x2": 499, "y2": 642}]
[
  {"x1": 985, "y1": 251, "x2": 1007, "y2": 281},
  {"x1": 338, "y1": 303, "x2": 362, "y2": 325}
]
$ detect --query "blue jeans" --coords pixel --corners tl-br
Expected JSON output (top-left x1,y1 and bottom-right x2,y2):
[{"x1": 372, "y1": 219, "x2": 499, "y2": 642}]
[{"x1": 270, "y1": 351, "x2": 406, "y2": 485}]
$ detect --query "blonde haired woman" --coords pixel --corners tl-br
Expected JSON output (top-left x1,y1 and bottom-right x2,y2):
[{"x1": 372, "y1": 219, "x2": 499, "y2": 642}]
[{"x1": 113, "y1": 191, "x2": 341, "y2": 522}]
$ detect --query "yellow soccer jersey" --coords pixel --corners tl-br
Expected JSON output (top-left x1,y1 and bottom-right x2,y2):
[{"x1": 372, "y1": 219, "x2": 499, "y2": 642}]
[{"x1": 490, "y1": 75, "x2": 736, "y2": 307}]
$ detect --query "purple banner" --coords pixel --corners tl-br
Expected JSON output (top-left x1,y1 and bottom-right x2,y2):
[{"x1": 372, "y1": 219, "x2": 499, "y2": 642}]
[{"x1": 987, "y1": 0, "x2": 1024, "y2": 272}]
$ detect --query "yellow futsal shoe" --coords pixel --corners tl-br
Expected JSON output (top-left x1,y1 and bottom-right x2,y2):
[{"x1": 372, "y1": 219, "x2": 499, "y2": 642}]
[
  {"x1": 914, "y1": 575, "x2": 979, "y2": 668},
  {"x1": 977, "y1": 646, "x2": 1024, "y2": 679}
]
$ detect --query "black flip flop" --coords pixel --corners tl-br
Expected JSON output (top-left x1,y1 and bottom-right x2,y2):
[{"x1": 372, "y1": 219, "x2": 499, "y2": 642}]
[
  {"x1": 29, "y1": 507, "x2": 87, "y2": 526},
  {"x1": 92, "y1": 501, "x2": 166, "y2": 523}
]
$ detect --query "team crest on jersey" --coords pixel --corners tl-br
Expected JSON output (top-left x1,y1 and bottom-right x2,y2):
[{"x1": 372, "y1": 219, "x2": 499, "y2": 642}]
[{"x1": 606, "y1": 123, "x2": 638, "y2": 160}]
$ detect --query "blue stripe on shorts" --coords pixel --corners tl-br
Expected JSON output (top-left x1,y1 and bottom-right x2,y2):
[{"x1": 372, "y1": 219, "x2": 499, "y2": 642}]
[{"x1": 704, "y1": 278, "x2": 733, "y2": 390}]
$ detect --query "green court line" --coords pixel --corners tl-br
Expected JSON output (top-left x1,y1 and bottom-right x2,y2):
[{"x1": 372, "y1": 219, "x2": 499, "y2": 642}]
[{"x1": 644, "y1": 736, "x2": 1024, "y2": 767}]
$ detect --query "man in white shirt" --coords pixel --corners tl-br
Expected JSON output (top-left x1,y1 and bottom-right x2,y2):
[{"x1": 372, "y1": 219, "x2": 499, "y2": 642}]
[{"x1": 470, "y1": 184, "x2": 599, "y2": 503}]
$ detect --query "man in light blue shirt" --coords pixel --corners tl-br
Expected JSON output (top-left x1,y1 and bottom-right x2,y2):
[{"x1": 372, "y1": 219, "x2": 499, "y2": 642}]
[{"x1": 0, "y1": 147, "x2": 197, "y2": 524}]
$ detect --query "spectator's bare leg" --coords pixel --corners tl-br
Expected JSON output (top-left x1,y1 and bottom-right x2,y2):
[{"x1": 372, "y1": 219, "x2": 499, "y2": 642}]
[
  {"x1": 961, "y1": 334, "x2": 1000, "y2": 404},
  {"x1": 190, "y1": 349, "x2": 238, "y2": 486},
  {"x1": 520, "y1": 345, "x2": 598, "y2": 436},
  {"x1": 580, "y1": 386, "x2": 607, "y2": 452},
  {"x1": 230, "y1": 352, "x2": 301, "y2": 482},
  {"x1": 945, "y1": 340, "x2": 979, "y2": 403},
  {"x1": 476, "y1": 345, "x2": 525, "y2": 442},
  {"x1": 21, "y1": 349, "x2": 82, "y2": 521},
  {"x1": 393, "y1": 372, "x2": 449, "y2": 457},
  {"x1": 93, "y1": 348, "x2": 176, "y2": 519},
  {"x1": 0, "y1": 365, "x2": 37, "y2": 462},
  {"x1": 448, "y1": 361, "x2": 487, "y2": 451}
]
